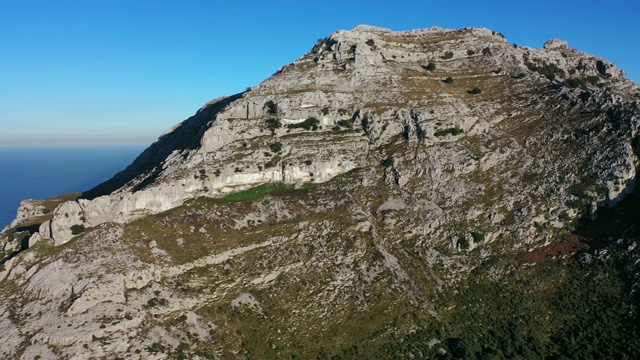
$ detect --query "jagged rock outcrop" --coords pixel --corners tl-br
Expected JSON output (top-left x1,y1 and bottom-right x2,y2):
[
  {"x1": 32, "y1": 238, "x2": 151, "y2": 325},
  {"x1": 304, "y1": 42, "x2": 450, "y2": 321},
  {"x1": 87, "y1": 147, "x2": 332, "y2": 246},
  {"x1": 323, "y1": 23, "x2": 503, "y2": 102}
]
[{"x1": 1, "y1": 25, "x2": 640, "y2": 359}]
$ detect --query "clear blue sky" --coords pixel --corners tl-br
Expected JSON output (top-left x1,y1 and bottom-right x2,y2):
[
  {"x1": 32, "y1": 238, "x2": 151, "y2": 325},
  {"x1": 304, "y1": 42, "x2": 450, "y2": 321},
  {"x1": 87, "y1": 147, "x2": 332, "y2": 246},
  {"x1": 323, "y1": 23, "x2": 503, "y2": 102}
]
[{"x1": 1, "y1": 0, "x2": 638, "y2": 147}]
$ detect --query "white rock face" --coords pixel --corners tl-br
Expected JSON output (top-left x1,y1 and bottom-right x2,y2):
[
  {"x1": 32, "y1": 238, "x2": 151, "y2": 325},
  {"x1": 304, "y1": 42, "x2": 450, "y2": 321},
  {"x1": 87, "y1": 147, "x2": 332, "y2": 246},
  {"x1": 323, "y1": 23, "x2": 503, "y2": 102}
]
[
  {"x1": 49, "y1": 201, "x2": 85, "y2": 246},
  {"x1": 0, "y1": 309, "x2": 23, "y2": 359},
  {"x1": 7, "y1": 200, "x2": 47, "y2": 229},
  {"x1": 27, "y1": 232, "x2": 41, "y2": 248},
  {"x1": 40, "y1": 157, "x2": 359, "y2": 245}
]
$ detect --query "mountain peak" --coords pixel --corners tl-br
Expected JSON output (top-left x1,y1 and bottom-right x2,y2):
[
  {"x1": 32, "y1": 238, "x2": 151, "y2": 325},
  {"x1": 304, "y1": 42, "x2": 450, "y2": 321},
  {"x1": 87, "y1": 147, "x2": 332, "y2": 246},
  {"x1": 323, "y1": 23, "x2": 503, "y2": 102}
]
[
  {"x1": 544, "y1": 38, "x2": 569, "y2": 49},
  {"x1": 351, "y1": 24, "x2": 391, "y2": 32},
  {"x1": 3, "y1": 25, "x2": 639, "y2": 246}
]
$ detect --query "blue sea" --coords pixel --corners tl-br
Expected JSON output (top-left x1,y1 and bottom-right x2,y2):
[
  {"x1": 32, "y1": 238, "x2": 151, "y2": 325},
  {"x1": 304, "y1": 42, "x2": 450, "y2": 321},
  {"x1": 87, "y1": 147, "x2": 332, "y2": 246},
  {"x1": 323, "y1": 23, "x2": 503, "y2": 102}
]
[{"x1": 0, "y1": 146, "x2": 146, "y2": 229}]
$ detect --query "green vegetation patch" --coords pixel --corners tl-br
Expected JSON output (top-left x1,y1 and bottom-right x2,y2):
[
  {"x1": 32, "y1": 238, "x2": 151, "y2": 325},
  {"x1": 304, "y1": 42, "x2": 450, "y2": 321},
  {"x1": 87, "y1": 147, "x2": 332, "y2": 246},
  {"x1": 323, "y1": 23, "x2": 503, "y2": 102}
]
[
  {"x1": 441, "y1": 51, "x2": 454, "y2": 60},
  {"x1": 563, "y1": 76, "x2": 602, "y2": 89},
  {"x1": 216, "y1": 183, "x2": 295, "y2": 203},
  {"x1": 467, "y1": 87, "x2": 482, "y2": 95},
  {"x1": 526, "y1": 62, "x2": 565, "y2": 81},
  {"x1": 70, "y1": 224, "x2": 86, "y2": 235},
  {"x1": 427, "y1": 240, "x2": 640, "y2": 360},
  {"x1": 265, "y1": 118, "x2": 282, "y2": 135},
  {"x1": 336, "y1": 119, "x2": 353, "y2": 128},
  {"x1": 423, "y1": 62, "x2": 436, "y2": 71},
  {"x1": 269, "y1": 142, "x2": 282, "y2": 153},
  {"x1": 263, "y1": 100, "x2": 278, "y2": 115},
  {"x1": 332, "y1": 119, "x2": 355, "y2": 131},
  {"x1": 30, "y1": 238, "x2": 65, "y2": 258},
  {"x1": 287, "y1": 117, "x2": 320, "y2": 131},
  {"x1": 434, "y1": 125, "x2": 464, "y2": 137}
]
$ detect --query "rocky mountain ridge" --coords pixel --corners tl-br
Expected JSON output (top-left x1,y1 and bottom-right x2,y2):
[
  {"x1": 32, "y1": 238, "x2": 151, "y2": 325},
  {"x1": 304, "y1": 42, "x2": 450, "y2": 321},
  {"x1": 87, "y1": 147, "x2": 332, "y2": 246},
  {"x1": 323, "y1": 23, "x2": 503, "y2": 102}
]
[
  {"x1": 4, "y1": 25, "x2": 639, "y2": 248},
  {"x1": 0, "y1": 25, "x2": 639, "y2": 359}
]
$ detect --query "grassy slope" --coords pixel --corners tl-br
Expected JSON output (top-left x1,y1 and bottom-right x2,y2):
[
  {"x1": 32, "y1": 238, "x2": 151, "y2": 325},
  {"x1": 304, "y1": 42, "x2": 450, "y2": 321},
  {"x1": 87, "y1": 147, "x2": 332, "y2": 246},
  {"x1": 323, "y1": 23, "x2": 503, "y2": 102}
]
[{"x1": 117, "y1": 167, "x2": 640, "y2": 359}]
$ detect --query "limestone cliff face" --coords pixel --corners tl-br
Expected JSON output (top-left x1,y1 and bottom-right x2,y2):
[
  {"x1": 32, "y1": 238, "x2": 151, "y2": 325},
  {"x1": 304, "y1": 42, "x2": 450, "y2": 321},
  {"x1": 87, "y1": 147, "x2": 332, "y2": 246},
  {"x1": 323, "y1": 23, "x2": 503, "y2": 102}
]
[
  {"x1": 6, "y1": 26, "x2": 634, "y2": 247},
  {"x1": 0, "y1": 25, "x2": 639, "y2": 359},
  {"x1": 3, "y1": 25, "x2": 639, "y2": 247}
]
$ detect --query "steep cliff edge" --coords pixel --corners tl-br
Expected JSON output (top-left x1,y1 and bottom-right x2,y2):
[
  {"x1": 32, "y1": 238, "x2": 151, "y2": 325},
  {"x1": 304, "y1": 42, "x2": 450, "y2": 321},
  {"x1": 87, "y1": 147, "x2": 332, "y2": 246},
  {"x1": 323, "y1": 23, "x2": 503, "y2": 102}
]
[{"x1": 0, "y1": 26, "x2": 639, "y2": 359}]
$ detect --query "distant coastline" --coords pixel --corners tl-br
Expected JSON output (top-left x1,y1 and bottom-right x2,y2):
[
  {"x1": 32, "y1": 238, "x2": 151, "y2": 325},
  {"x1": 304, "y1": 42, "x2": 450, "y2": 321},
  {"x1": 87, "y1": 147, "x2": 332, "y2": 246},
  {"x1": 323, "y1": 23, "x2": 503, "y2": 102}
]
[{"x1": 0, "y1": 145, "x2": 145, "y2": 229}]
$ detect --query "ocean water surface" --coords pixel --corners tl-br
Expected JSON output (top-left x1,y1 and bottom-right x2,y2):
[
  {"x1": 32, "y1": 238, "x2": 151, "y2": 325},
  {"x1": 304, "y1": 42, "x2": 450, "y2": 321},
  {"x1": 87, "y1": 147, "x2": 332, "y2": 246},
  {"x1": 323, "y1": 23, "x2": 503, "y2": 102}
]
[{"x1": 0, "y1": 146, "x2": 146, "y2": 229}]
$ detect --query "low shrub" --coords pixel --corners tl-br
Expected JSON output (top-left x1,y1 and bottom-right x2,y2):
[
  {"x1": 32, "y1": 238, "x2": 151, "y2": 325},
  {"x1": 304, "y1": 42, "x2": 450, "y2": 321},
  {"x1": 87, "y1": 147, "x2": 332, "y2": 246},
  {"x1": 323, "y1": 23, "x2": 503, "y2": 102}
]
[
  {"x1": 526, "y1": 62, "x2": 565, "y2": 81},
  {"x1": 70, "y1": 224, "x2": 85, "y2": 235},
  {"x1": 434, "y1": 125, "x2": 463, "y2": 137},
  {"x1": 287, "y1": 117, "x2": 320, "y2": 131},
  {"x1": 458, "y1": 236, "x2": 470, "y2": 250},
  {"x1": 423, "y1": 62, "x2": 436, "y2": 71},
  {"x1": 336, "y1": 119, "x2": 354, "y2": 128},
  {"x1": 263, "y1": 100, "x2": 278, "y2": 115},
  {"x1": 195, "y1": 169, "x2": 207, "y2": 180},
  {"x1": 265, "y1": 118, "x2": 281, "y2": 135},
  {"x1": 564, "y1": 76, "x2": 602, "y2": 89},
  {"x1": 147, "y1": 343, "x2": 167, "y2": 354},
  {"x1": 269, "y1": 142, "x2": 282, "y2": 153},
  {"x1": 441, "y1": 51, "x2": 454, "y2": 60},
  {"x1": 381, "y1": 157, "x2": 394, "y2": 167},
  {"x1": 585, "y1": 75, "x2": 601, "y2": 85},
  {"x1": 471, "y1": 232, "x2": 485, "y2": 243}
]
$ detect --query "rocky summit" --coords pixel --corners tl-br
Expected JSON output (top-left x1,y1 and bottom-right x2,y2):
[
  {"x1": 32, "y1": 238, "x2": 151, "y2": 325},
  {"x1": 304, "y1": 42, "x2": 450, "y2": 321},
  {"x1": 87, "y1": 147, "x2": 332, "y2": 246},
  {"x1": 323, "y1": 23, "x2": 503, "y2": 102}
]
[{"x1": 1, "y1": 25, "x2": 640, "y2": 359}]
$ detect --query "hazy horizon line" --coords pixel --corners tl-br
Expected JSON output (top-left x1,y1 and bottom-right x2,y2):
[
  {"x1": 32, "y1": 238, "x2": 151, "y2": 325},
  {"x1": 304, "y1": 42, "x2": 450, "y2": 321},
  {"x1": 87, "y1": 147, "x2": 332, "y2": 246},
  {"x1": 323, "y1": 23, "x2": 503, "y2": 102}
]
[{"x1": 0, "y1": 143, "x2": 150, "y2": 149}]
